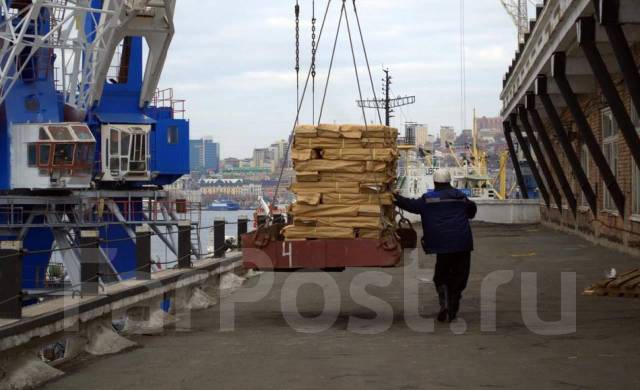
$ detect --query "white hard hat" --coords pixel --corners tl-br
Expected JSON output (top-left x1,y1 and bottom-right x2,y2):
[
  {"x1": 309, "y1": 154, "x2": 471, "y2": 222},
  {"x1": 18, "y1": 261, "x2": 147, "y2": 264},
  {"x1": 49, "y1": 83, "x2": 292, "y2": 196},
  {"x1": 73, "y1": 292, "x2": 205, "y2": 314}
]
[{"x1": 434, "y1": 168, "x2": 451, "y2": 184}]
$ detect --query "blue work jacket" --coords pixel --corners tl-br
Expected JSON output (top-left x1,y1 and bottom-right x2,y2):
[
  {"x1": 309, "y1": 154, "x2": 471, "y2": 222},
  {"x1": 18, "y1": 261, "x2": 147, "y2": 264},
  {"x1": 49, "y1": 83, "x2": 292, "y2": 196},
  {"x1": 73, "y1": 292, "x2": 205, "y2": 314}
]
[{"x1": 395, "y1": 188, "x2": 477, "y2": 254}]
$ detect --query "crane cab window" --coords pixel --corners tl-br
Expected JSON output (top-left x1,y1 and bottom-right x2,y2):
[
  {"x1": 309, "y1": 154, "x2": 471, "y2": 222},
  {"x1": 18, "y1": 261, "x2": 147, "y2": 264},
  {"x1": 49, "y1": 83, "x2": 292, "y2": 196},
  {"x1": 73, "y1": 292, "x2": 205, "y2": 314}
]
[
  {"x1": 38, "y1": 144, "x2": 51, "y2": 165},
  {"x1": 105, "y1": 125, "x2": 150, "y2": 178},
  {"x1": 167, "y1": 126, "x2": 178, "y2": 144},
  {"x1": 53, "y1": 144, "x2": 74, "y2": 166},
  {"x1": 39, "y1": 127, "x2": 50, "y2": 140},
  {"x1": 72, "y1": 126, "x2": 94, "y2": 141},
  {"x1": 49, "y1": 126, "x2": 73, "y2": 141},
  {"x1": 26, "y1": 124, "x2": 96, "y2": 177}
]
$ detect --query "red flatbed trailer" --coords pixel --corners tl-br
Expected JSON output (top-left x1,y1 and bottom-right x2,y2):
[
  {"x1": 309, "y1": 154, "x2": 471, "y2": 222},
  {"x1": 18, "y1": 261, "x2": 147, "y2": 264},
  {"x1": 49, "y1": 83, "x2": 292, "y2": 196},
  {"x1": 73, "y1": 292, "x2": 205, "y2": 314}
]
[{"x1": 241, "y1": 234, "x2": 403, "y2": 270}]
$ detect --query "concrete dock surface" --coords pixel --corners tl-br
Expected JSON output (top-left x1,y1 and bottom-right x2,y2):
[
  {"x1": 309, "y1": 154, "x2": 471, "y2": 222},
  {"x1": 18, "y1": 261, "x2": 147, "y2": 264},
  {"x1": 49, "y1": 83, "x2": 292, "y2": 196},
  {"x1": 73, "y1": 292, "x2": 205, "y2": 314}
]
[{"x1": 44, "y1": 224, "x2": 640, "y2": 389}]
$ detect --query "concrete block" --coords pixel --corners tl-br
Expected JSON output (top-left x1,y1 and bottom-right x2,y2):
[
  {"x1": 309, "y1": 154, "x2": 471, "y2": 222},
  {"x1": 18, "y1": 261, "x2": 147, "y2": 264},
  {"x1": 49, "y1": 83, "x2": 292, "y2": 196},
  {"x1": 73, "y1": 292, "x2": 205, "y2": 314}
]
[
  {"x1": 84, "y1": 319, "x2": 137, "y2": 356},
  {"x1": 121, "y1": 299, "x2": 177, "y2": 335},
  {"x1": 0, "y1": 349, "x2": 63, "y2": 390}
]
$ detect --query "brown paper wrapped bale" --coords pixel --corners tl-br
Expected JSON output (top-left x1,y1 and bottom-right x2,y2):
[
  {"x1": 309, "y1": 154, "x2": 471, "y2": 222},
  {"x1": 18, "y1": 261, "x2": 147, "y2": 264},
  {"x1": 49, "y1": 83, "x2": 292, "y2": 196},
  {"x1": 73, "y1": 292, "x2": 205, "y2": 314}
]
[
  {"x1": 291, "y1": 204, "x2": 360, "y2": 217},
  {"x1": 323, "y1": 193, "x2": 394, "y2": 206},
  {"x1": 320, "y1": 148, "x2": 397, "y2": 162},
  {"x1": 285, "y1": 124, "x2": 398, "y2": 241},
  {"x1": 290, "y1": 181, "x2": 361, "y2": 194},
  {"x1": 295, "y1": 216, "x2": 382, "y2": 229},
  {"x1": 294, "y1": 159, "x2": 367, "y2": 173}
]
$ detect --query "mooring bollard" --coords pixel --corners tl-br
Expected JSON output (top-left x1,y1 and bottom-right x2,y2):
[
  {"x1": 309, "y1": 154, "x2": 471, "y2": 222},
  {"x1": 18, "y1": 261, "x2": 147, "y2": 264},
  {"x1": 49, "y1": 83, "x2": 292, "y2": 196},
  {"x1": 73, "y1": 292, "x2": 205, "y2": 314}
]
[
  {"x1": 237, "y1": 216, "x2": 248, "y2": 249},
  {"x1": 136, "y1": 225, "x2": 151, "y2": 280},
  {"x1": 0, "y1": 241, "x2": 23, "y2": 319},
  {"x1": 80, "y1": 230, "x2": 100, "y2": 296},
  {"x1": 177, "y1": 220, "x2": 192, "y2": 269},
  {"x1": 214, "y1": 218, "x2": 226, "y2": 258}
]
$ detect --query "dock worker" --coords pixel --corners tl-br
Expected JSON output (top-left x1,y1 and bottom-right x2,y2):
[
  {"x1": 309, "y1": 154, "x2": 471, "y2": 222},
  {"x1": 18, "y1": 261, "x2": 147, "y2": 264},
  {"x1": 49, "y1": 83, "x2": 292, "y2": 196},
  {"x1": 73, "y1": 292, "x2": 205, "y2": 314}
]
[{"x1": 394, "y1": 169, "x2": 477, "y2": 322}]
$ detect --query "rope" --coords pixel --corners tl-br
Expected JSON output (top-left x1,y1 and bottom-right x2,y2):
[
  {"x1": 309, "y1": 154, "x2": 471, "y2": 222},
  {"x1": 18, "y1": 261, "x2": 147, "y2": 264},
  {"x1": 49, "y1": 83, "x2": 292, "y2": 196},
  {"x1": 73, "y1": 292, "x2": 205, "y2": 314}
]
[
  {"x1": 0, "y1": 241, "x2": 236, "y2": 306},
  {"x1": 0, "y1": 220, "x2": 252, "y2": 261},
  {"x1": 351, "y1": 0, "x2": 382, "y2": 125}
]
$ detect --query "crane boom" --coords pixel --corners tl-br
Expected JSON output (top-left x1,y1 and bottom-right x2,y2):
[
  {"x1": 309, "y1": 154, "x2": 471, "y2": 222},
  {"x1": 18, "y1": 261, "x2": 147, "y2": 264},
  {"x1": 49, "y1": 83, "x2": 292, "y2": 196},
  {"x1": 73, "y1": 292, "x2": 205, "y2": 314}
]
[{"x1": 500, "y1": 0, "x2": 528, "y2": 44}]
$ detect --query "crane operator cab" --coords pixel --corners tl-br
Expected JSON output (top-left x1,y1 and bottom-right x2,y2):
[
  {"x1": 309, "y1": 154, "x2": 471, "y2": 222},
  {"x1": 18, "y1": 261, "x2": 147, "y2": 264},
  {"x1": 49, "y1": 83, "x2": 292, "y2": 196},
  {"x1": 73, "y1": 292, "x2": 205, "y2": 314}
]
[
  {"x1": 6, "y1": 123, "x2": 96, "y2": 190},
  {"x1": 99, "y1": 124, "x2": 152, "y2": 182}
]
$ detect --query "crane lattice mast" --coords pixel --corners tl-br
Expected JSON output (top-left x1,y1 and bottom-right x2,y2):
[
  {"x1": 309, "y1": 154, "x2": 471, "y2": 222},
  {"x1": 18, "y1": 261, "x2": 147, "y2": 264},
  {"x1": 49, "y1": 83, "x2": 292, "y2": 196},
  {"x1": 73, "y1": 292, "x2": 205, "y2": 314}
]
[{"x1": 500, "y1": 0, "x2": 528, "y2": 44}]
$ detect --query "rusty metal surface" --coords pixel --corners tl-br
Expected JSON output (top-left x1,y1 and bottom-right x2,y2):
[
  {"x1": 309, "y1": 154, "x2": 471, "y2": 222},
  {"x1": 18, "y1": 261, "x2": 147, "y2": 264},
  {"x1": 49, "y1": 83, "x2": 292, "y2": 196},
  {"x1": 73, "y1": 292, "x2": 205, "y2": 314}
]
[{"x1": 241, "y1": 234, "x2": 402, "y2": 270}]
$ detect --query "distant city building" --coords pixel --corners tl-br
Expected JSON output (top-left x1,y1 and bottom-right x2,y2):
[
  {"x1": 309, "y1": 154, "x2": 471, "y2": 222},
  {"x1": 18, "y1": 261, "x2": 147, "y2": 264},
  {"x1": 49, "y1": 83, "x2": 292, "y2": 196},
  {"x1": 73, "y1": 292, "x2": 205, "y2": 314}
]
[
  {"x1": 403, "y1": 122, "x2": 418, "y2": 145},
  {"x1": 439, "y1": 126, "x2": 456, "y2": 145},
  {"x1": 189, "y1": 137, "x2": 220, "y2": 173},
  {"x1": 475, "y1": 116, "x2": 502, "y2": 131},
  {"x1": 189, "y1": 140, "x2": 203, "y2": 172},
  {"x1": 415, "y1": 124, "x2": 429, "y2": 147},
  {"x1": 252, "y1": 148, "x2": 272, "y2": 169},
  {"x1": 203, "y1": 137, "x2": 220, "y2": 173},
  {"x1": 222, "y1": 157, "x2": 240, "y2": 170}
]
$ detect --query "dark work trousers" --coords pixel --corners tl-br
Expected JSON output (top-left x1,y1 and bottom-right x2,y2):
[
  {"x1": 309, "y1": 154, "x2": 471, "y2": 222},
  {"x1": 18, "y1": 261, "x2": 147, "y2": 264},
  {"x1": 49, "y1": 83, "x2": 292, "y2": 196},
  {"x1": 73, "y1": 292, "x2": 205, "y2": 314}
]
[{"x1": 433, "y1": 251, "x2": 471, "y2": 299}]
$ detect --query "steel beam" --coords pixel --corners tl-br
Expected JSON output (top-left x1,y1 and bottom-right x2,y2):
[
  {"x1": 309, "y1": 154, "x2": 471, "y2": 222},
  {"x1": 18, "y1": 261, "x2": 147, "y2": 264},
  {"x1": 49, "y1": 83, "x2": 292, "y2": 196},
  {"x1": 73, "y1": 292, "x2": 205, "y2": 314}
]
[
  {"x1": 598, "y1": 0, "x2": 640, "y2": 125},
  {"x1": 578, "y1": 17, "x2": 640, "y2": 172},
  {"x1": 214, "y1": 218, "x2": 225, "y2": 258},
  {"x1": 0, "y1": 241, "x2": 22, "y2": 319},
  {"x1": 80, "y1": 230, "x2": 100, "y2": 296},
  {"x1": 536, "y1": 75, "x2": 597, "y2": 215},
  {"x1": 135, "y1": 225, "x2": 151, "y2": 280},
  {"x1": 237, "y1": 217, "x2": 248, "y2": 249},
  {"x1": 517, "y1": 105, "x2": 563, "y2": 210},
  {"x1": 526, "y1": 92, "x2": 578, "y2": 216},
  {"x1": 551, "y1": 52, "x2": 625, "y2": 215},
  {"x1": 177, "y1": 220, "x2": 192, "y2": 269},
  {"x1": 509, "y1": 114, "x2": 551, "y2": 207},
  {"x1": 503, "y1": 122, "x2": 529, "y2": 199}
]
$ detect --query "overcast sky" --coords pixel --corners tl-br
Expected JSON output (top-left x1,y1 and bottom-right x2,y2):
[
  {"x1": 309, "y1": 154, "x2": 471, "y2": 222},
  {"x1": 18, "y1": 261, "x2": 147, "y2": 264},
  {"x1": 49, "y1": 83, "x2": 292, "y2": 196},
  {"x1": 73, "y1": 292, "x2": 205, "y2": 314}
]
[{"x1": 159, "y1": 0, "x2": 531, "y2": 158}]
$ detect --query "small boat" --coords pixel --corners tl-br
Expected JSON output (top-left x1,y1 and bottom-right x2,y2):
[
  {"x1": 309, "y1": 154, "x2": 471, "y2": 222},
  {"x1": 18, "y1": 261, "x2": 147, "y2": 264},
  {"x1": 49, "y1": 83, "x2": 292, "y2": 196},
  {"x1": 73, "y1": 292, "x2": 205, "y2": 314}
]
[{"x1": 207, "y1": 201, "x2": 241, "y2": 211}]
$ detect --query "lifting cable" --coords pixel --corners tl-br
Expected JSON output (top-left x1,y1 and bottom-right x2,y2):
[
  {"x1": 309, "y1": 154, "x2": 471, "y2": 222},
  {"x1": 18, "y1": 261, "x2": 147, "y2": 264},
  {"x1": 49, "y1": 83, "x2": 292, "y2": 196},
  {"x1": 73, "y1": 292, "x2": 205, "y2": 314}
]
[
  {"x1": 311, "y1": 0, "x2": 317, "y2": 124},
  {"x1": 343, "y1": 0, "x2": 368, "y2": 129},
  {"x1": 271, "y1": 0, "x2": 333, "y2": 208},
  {"x1": 295, "y1": 0, "x2": 301, "y2": 123},
  {"x1": 351, "y1": 0, "x2": 382, "y2": 125},
  {"x1": 317, "y1": 3, "x2": 345, "y2": 125}
]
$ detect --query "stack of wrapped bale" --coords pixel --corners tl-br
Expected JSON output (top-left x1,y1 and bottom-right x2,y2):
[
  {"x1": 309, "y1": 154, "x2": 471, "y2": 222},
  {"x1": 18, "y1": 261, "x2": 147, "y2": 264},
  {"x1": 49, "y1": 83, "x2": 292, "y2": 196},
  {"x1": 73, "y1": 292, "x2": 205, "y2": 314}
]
[{"x1": 283, "y1": 123, "x2": 398, "y2": 241}]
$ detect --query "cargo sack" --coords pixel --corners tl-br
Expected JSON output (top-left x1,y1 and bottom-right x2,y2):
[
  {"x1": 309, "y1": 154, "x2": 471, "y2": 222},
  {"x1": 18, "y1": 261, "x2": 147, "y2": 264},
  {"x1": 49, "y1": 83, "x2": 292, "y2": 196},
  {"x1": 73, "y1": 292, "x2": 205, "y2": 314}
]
[
  {"x1": 296, "y1": 171, "x2": 320, "y2": 182},
  {"x1": 318, "y1": 172, "x2": 393, "y2": 184},
  {"x1": 290, "y1": 181, "x2": 361, "y2": 194},
  {"x1": 296, "y1": 193, "x2": 322, "y2": 206},
  {"x1": 320, "y1": 148, "x2": 397, "y2": 162},
  {"x1": 291, "y1": 149, "x2": 317, "y2": 161},
  {"x1": 357, "y1": 229, "x2": 382, "y2": 240},
  {"x1": 322, "y1": 193, "x2": 394, "y2": 206},
  {"x1": 293, "y1": 124, "x2": 317, "y2": 138},
  {"x1": 294, "y1": 160, "x2": 366, "y2": 173},
  {"x1": 291, "y1": 204, "x2": 360, "y2": 217},
  {"x1": 294, "y1": 137, "x2": 364, "y2": 150}
]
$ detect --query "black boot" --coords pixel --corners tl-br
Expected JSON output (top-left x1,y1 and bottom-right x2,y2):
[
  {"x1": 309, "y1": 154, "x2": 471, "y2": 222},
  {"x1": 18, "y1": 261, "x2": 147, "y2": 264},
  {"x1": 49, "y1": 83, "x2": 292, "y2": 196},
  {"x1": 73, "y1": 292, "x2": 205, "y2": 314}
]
[
  {"x1": 436, "y1": 285, "x2": 449, "y2": 322},
  {"x1": 448, "y1": 294, "x2": 461, "y2": 322}
]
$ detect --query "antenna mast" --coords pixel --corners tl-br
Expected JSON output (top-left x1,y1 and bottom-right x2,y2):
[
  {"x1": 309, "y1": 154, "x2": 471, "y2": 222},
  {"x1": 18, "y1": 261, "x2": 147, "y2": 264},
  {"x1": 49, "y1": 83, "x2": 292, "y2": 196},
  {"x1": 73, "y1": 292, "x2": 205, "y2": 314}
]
[{"x1": 357, "y1": 69, "x2": 415, "y2": 126}]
